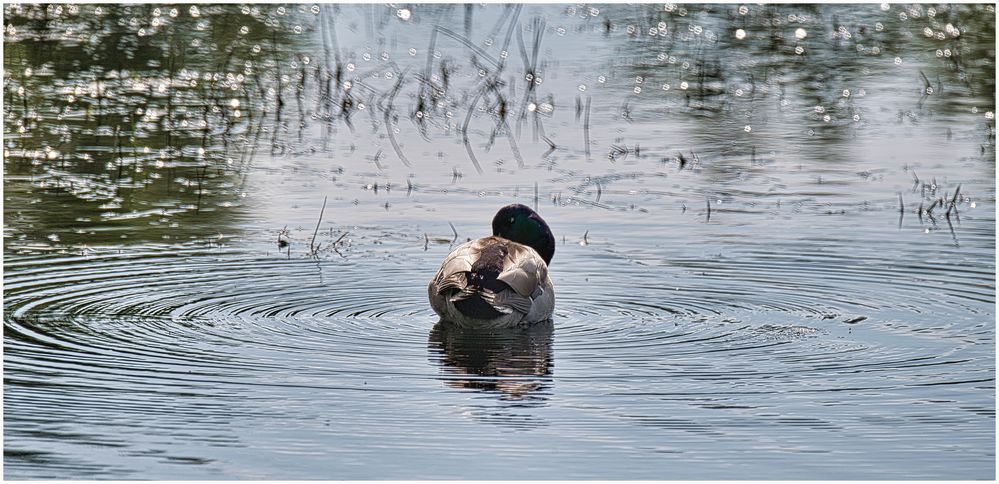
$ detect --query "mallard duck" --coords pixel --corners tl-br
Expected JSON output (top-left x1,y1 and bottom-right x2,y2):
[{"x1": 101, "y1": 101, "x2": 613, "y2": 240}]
[{"x1": 428, "y1": 204, "x2": 555, "y2": 329}]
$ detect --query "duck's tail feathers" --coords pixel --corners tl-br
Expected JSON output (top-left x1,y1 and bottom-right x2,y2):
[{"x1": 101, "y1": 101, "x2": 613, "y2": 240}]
[
  {"x1": 450, "y1": 288, "x2": 512, "y2": 319},
  {"x1": 450, "y1": 286, "x2": 533, "y2": 317}
]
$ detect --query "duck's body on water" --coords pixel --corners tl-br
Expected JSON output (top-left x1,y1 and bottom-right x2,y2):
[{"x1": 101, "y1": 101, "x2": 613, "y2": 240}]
[{"x1": 428, "y1": 204, "x2": 555, "y2": 329}]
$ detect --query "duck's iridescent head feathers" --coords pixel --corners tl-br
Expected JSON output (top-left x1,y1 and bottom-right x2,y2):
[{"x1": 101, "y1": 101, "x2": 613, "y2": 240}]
[{"x1": 491, "y1": 204, "x2": 555, "y2": 266}]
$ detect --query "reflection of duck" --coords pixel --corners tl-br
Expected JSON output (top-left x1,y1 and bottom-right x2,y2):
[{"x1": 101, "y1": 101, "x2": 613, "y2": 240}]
[
  {"x1": 428, "y1": 204, "x2": 556, "y2": 329},
  {"x1": 428, "y1": 320, "x2": 554, "y2": 400}
]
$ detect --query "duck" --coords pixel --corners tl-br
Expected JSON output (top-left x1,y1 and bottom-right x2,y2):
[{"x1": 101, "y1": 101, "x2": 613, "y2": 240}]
[{"x1": 428, "y1": 204, "x2": 555, "y2": 329}]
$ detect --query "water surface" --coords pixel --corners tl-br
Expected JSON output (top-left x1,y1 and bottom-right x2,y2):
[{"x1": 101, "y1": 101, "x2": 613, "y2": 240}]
[{"x1": 3, "y1": 3, "x2": 995, "y2": 479}]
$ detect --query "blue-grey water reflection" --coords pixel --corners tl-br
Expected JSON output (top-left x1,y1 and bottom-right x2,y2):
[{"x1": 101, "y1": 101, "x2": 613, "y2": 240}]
[{"x1": 4, "y1": 3, "x2": 995, "y2": 479}]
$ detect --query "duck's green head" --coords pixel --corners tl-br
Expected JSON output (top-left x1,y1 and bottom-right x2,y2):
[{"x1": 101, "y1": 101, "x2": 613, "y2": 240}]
[{"x1": 492, "y1": 204, "x2": 555, "y2": 266}]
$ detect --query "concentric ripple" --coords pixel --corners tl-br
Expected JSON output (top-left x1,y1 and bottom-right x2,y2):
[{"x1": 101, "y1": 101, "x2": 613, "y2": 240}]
[
  {"x1": 5, "y1": 227, "x2": 994, "y2": 479},
  {"x1": 4, "y1": 247, "x2": 436, "y2": 376}
]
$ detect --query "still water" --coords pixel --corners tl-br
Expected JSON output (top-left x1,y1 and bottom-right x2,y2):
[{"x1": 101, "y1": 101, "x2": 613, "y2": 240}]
[{"x1": 3, "y1": 3, "x2": 995, "y2": 479}]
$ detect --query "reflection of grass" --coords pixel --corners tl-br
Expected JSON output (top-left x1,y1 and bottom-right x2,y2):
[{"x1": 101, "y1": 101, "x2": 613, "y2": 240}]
[
  {"x1": 4, "y1": 4, "x2": 993, "y2": 252},
  {"x1": 3, "y1": 4, "x2": 316, "y2": 249},
  {"x1": 304, "y1": 195, "x2": 348, "y2": 257},
  {"x1": 906, "y1": 175, "x2": 966, "y2": 246},
  {"x1": 610, "y1": 4, "x2": 994, "y2": 145}
]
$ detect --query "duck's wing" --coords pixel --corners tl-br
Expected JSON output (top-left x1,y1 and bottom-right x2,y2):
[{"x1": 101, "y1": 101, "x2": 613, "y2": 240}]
[
  {"x1": 496, "y1": 243, "x2": 548, "y2": 300},
  {"x1": 431, "y1": 239, "x2": 477, "y2": 294}
]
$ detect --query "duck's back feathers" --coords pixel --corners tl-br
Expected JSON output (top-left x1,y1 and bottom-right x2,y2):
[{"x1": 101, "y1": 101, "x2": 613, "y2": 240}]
[{"x1": 429, "y1": 236, "x2": 553, "y2": 328}]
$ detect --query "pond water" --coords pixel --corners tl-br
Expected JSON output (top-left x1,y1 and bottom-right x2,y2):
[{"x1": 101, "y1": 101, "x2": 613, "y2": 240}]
[{"x1": 3, "y1": 3, "x2": 995, "y2": 479}]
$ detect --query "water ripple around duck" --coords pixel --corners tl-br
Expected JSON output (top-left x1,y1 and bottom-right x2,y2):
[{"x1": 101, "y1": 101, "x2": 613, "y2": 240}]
[{"x1": 4, "y1": 223, "x2": 993, "y2": 479}]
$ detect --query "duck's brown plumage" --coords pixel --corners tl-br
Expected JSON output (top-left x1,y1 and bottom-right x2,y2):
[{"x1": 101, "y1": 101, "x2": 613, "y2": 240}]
[{"x1": 428, "y1": 236, "x2": 554, "y2": 329}]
